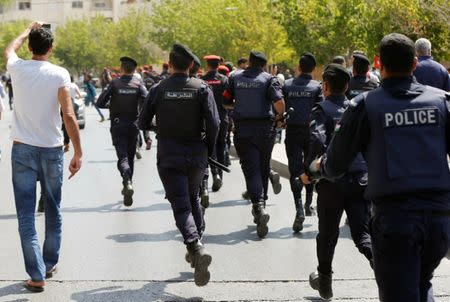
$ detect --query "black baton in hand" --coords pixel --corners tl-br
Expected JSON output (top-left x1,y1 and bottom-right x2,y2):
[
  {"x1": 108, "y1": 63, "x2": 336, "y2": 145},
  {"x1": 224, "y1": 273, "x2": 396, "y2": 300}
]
[{"x1": 208, "y1": 157, "x2": 231, "y2": 173}]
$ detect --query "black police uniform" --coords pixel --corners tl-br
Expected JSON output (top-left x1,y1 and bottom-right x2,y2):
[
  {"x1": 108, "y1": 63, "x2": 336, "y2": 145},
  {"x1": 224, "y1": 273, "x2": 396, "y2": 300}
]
[
  {"x1": 138, "y1": 44, "x2": 219, "y2": 286},
  {"x1": 283, "y1": 71, "x2": 322, "y2": 231},
  {"x1": 202, "y1": 67, "x2": 229, "y2": 192},
  {"x1": 346, "y1": 54, "x2": 379, "y2": 99},
  {"x1": 321, "y1": 76, "x2": 450, "y2": 302},
  {"x1": 97, "y1": 57, "x2": 148, "y2": 206},
  {"x1": 306, "y1": 64, "x2": 373, "y2": 300},
  {"x1": 223, "y1": 51, "x2": 284, "y2": 238}
]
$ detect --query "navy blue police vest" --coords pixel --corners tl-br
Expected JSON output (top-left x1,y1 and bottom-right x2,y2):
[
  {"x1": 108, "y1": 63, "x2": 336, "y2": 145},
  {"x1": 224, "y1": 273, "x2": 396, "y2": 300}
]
[
  {"x1": 232, "y1": 70, "x2": 273, "y2": 120},
  {"x1": 284, "y1": 76, "x2": 321, "y2": 125},
  {"x1": 110, "y1": 76, "x2": 141, "y2": 120},
  {"x1": 364, "y1": 82, "x2": 450, "y2": 198},
  {"x1": 318, "y1": 98, "x2": 367, "y2": 174},
  {"x1": 155, "y1": 77, "x2": 203, "y2": 140}
]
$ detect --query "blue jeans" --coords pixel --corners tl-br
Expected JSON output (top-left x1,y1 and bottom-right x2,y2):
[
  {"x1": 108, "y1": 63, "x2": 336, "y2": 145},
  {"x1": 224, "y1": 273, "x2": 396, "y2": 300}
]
[
  {"x1": 372, "y1": 210, "x2": 450, "y2": 302},
  {"x1": 11, "y1": 143, "x2": 64, "y2": 281}
]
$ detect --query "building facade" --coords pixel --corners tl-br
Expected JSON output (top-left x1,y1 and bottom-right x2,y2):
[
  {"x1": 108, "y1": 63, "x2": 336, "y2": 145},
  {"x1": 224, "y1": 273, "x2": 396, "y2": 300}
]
[{"x1": 0, "y1": 0, "x2": 154, "y2": 26}]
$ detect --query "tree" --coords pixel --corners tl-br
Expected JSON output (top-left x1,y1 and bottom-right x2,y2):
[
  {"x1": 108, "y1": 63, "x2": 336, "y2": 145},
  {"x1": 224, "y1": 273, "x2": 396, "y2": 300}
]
[
  {"x1": 0, "y1": 20, "x2": 32, "y2": 68},
  {"x1": 151, "y1": 0, "x2": 295, "y2": 65}
]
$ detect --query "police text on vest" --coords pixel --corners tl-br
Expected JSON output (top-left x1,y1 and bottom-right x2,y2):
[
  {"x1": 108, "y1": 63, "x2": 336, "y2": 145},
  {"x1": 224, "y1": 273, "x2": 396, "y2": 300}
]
[{"x1": 384, "y1": 108, "x2": 439, "y2": 128}]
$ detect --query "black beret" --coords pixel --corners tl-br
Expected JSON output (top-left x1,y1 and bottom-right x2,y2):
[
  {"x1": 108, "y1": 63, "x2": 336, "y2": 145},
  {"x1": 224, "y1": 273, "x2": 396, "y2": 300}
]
[
  {"x1": 192, "y1": 54, "x2": 201, "y2": 67},
  {"x1": 120, "y1": 56, "x2": 137, "y2": 68},
  {"x1": 353, "y1": 52, "x2": 370, "y2": 65},
  {"x1": 300, "y1": 52, "x2": 317, "y2": 66},
  {"x1": 250, "y1": 51, "x2": 267, "y2": 63},
  {"x1": 323, "y1": 63, "x2": 351, "y2": 82},
  {"x1": 172, "y1": 43, "x2": 195, "y2": 61}
]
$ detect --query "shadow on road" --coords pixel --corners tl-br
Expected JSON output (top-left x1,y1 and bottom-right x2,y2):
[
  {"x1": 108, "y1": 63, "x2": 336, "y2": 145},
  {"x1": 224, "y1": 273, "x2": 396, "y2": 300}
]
[
  {"x1": 71, "y1": 273, "x2": 203, "y2": 302},
  {"x1": 106, "y1": 230, "x2": 182, "y2": 243},
  {"x1": 61, "y1": 202, "x2": 171, "y2": 214},
  {"x1": 0, "y1": 282, "x2": 31, "y2": 301}
]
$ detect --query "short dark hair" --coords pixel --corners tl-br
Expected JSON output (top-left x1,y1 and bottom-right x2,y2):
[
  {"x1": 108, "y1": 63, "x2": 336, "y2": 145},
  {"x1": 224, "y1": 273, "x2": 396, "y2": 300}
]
[
  {"x1": 299, "y1": 56, "x2": 316, "y2": 73},
  {"x1": 353, "y1": 58, "x2": 369, "y2": 76},
  {"x1": 207, "y1": 60, "x2": 219, "y2": 69},
  {"x1": 249, "y1": 56, "x2": 266, "y2": 68},
  {"x1": 379, "y1": 33, "x2": 415, "y2": 74},
  {"x1": 28, "y1": 28, "x2": 53, "y2": 55},
  {"x1": 121, "y1": 61, "x2": 136, "y2": 74},
  {"x1": 323, "y1": 75, "x2": 348, "y2": 94},
  {"x1": 169, "y1": 51, "x2": 193, "y2": 71},
  {"x1": 237, "y1": 57, "x2": 248, "y2": 65}
]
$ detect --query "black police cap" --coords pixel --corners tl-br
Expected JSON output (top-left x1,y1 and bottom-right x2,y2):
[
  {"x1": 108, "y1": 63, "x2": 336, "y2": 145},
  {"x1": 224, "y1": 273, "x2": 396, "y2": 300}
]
[
  {"x1": 250, "y1": 51, "x2": 267, "y2": 63},
  {"x1": 332, "y1": 55, "x2": 346, "y2": 66},
  {"x1": 172, "y1": 43, "x2": 195, "y2": 61},
  {"x1": 300, "y1": 52, "x2": 317, "y2": 66},
  {"x1": 192, "y1": 54, "x2": 201, "y2": 67},
  {"x1": 353, "y1": 52, "x2": 370, "y2": 65},
  {"x1": 323, "y1": 63, "x2": 351, "y2": 82},
  {"x1": 120, "y1": 56, "x2": 138, "y2": 68}
]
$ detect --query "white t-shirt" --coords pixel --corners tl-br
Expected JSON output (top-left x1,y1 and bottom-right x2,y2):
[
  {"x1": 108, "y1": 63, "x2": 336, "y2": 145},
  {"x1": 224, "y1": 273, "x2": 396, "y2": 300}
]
[
  {"x1": 7, "y1": 54, "x2": 71, "y2": 147},
  {"x1": 69, "y1": 82, "x2": 79, "y2": 100}
]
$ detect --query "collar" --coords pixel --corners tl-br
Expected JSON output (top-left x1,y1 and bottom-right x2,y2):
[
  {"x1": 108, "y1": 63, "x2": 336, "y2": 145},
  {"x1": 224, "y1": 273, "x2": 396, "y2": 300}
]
[
  {"x1": 381, "y1": 76, "x2": 415, "y2": 88},
  {"x1": 298, "y1": 74, "x2": 312, "y2": 80},
  {"x1": 171, "y1": 73, "x2": 189, "y2": 78},
  {"x1": 418, "y1": 55, "x2": 433, "y2": 61},
  {"x1": 326, "y1": 94, "x2": 347, "y2": 106}
]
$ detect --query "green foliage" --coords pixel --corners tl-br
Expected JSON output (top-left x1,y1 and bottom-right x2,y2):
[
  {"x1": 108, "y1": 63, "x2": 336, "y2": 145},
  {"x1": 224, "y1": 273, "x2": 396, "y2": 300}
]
[
  {"x1": 151, "y1": 0, "x2": 296, "y2": 65},
  {"x1": 0, "y1": 20, "x2": 32, "y2": 67},
  {"x1": 276, "y1": 0, "x2": 450, "y2": 64}
]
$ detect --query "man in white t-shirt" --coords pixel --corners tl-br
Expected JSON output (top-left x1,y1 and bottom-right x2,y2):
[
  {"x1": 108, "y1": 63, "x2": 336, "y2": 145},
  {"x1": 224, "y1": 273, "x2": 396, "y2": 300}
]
[{"x1": 4, "y1": 22, "x2": 82, "y2": 292}]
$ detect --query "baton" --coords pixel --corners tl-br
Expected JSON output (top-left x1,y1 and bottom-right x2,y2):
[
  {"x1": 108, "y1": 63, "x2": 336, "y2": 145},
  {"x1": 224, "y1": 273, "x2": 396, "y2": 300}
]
[{"x1": 208, "y1": 157, "x2": 231, "y2": 173}]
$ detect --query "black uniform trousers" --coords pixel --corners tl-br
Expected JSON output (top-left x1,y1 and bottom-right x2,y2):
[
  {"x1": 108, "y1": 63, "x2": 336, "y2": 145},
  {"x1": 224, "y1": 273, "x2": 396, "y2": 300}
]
[
  {"x1": 315, "y1": 179, "x2": 372, "y2": 274},
  {"x1": 234, "y1": 122, "x2": 276, "y2": 203},
  {"x1": 211, "y1": 115, "x2": 229, "y2": 177},
  {"x1": 157, "y1": 141, "x2": 207, "y2": 244},
  {"x1": 372, "y1": 203, "x2": 450, "y2": 302},
  {"x1": 285, "y1": 125, "x2": 313, "y2": 199},
  {"x1": 110, "y1": 119, "x2": 139, "y2": 182}
]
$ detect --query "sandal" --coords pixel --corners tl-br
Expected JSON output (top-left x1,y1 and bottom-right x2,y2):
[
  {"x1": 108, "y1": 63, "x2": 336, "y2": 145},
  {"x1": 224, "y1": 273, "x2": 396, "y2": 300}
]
[
  {"x1": 23, "y1": 279, "x2": 45, "y2": 293},
  {"x1": 46, "y1": 266, "x2": 57, "y2": 279}
]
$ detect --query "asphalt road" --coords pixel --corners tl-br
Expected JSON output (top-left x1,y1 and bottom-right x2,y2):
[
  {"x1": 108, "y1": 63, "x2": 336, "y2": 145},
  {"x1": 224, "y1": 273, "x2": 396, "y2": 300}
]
[{"x1": 0, "y1": 107, "x2": 449, "y2": 302}]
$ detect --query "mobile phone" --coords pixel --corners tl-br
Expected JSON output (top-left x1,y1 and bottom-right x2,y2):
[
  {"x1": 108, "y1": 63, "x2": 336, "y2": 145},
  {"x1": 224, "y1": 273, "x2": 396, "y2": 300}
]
[{"x1": 42, "y1": 23, "x2": 51, "y2": 29}]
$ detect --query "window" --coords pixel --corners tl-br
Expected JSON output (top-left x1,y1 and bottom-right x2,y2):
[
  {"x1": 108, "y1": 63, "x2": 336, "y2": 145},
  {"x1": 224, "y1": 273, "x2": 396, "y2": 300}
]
[
  {"x1": 0, "y1": 6, "x2": 3, "y2": 14},
  {"x1": 18, "y1": 1, "x2": 31, "y2": 10},
  {"x1": 92, "y1": 0, "x2": 112, "y2": 10},
  {"x1": 72, "y1": 1, "x2": 83, "y2": 8}
]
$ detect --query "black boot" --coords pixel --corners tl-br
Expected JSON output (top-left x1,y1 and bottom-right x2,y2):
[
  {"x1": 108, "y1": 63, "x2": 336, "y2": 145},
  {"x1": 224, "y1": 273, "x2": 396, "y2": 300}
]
[
  {"x1": 200, "y1": 179, "x2": 209, "y2": 208},
  {"x1": 242, "y1": 191, "x2": 250, "y2": 200},
  {"x1": 211, "y1": 174, "x2": 222, "y2": 192},
  {"x1": 305, "y1": 192, "x2": 314, "y2": 216},
  {"x1": 269, "y1": 170, "x2": 282, "y2": 194},
  {"x1": 252, "y1": 202, "x2": 270, "y2": 238},
  {"x1": 224, "y1": 150, "x2": 231, "y2": 166},
  {"x1": 186, "y1": 239, "x2": 212, "y2": 287},
  {"x1": 37, "y1": 192, "x2": 45, "y2": 213},
  {"x1": 309, "y1": 270, "x2": 333, "y2": 300},
  {"x1": 122, "y1": 180, "x2": 134, "y2": 207},
  {"x1": 292, "y1": 198, "x2": 305, "y2": 233}
]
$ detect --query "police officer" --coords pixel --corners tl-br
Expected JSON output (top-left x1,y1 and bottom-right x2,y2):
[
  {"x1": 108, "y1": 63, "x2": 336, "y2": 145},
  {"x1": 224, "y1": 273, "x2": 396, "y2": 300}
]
[
  {"x1": 283, "y1": 52, "x2": 322, "y2": 232},
  {"x1": 223, "y1": 51, "x2": 285, "y2": 238},
  {"x1": 202, "y1": 55, "x2": 229, "y2": 196},
  {"x1": 97, "y1": 56, "x2": 148, "y2": 207},
  {"x1": 138, "y1": 44, "x2": 220, "y2": 287},
  {"x1": 301, "y1": 64, "x2": 373, "y2": 300},
  {"x1": 316, "y1": 33, "x2": 450, "y2": 302},
  {"x1": 189, "y1": 55, "x2": 210, "y2": 207},
  {"x1": 346, "y1": 52, "x2": 379, "y2": 99}
]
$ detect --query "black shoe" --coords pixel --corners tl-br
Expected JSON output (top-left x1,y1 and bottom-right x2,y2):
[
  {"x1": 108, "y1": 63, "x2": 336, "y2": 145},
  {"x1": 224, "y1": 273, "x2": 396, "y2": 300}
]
[
  {"x1": 242, "y1": 191, "x2": 250, "y2": 200},
  {"x1": 200, "y1": 180, "x2": 209, "y2": 208},
  {"x1": 305, "y1": 206, "x2": 315, "y2": 216},
  {"x1": 252, "y1": 202, "x2": 270, "y2": 238},
  {"x1": 186, "y1": 240, "x2": 212, "y2": 287},
  {"x1": 269, "y1": 171, "x2": 282, "y2": 194},
  {"x1": 123, "y1": 180, "x2": 134, "y2": 207},
  {"x1": 309, "y1": 271, "x2": 333, "y2": 300},
  {"x1": 293, "y1": 199, "x2": 305, "y2": 233},
  {"x1": 211, "y1": 174, "x2": 222, "y2": 192},
  {"x1": 45, "y1": 266, "x2": 57, "y2": 279},
  {"x1": 224, "y1": 151, "x2": 231, "y2": 166},
  {"x1": 135, "y1": 149, "x2": 142, "y2": 160},
  {"x1": 37, "y1": 197, "x2": 45, "y2": 213}
]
